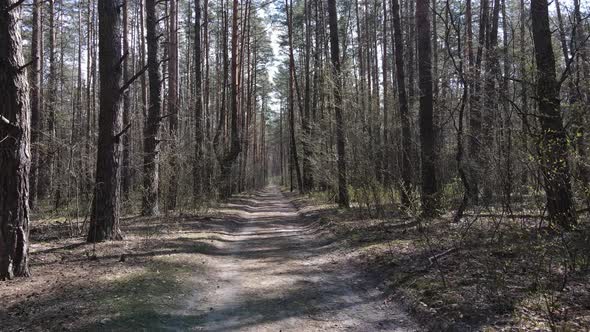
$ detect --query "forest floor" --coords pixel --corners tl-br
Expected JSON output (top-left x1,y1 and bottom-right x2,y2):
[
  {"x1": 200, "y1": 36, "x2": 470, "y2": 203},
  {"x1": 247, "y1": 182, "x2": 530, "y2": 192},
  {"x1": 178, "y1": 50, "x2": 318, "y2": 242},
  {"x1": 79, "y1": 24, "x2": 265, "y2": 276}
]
[
  {"x1": 3, "y1": 186, "x2": 589, "y2": 331},
  {"x1": 1, "y1": 186, "x2": 417, "y2": 331},
  {"x1": 292, "y1": 194, "x2": 590, "y2": 331}
]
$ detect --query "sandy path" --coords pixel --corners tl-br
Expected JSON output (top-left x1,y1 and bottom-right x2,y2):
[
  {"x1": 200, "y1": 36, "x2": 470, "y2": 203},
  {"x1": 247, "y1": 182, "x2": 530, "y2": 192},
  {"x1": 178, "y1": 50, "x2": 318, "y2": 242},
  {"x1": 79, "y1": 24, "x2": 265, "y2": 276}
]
[{"x1": 169, "y1": 186, "x2": 416, "y2": 331}]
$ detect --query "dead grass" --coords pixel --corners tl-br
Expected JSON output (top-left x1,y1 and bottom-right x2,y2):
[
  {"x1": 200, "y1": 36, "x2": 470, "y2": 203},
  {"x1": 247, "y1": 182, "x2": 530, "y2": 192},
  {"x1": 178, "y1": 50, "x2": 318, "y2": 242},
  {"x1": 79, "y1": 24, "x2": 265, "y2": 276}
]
[{"x1": 293, "y1": 194, "x2": 590, "y2": 331}]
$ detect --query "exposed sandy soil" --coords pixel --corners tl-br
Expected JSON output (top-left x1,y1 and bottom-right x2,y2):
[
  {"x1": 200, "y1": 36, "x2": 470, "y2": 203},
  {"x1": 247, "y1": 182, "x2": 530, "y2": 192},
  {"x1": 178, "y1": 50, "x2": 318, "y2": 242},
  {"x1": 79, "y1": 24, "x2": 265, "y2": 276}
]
[{"x1": 1, "y1": 187, "x2": 417, "y2": 331}]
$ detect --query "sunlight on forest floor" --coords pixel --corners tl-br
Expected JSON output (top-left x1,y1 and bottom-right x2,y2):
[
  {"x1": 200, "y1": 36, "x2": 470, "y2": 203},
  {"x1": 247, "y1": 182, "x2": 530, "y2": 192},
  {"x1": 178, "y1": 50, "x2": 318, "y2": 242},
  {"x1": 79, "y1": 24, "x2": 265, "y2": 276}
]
[
  {"x1": 290, "y1": 194, "x2": 590, "y2": 331},
  {"x1": 2, "y1": 190, "x2": 589, "y2": 331}
]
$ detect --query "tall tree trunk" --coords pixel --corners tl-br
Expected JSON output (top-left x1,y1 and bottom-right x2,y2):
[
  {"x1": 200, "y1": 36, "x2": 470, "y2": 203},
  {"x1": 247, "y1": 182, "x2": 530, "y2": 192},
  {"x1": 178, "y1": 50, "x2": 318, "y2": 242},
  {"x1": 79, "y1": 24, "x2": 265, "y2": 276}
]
[
  {"x1": 416, "y1": 0, "x2": 438, "y2": 216},
  {"x1": 167, "y1": 0, "x2": 179, "y2": 210},
  {"x1": 194, "y1": 0, "x2": 203, "y2": 200},
  {"x1": 203, "y1": 0, "x2": 211, "y2": 194},
  {"x1": 121, "y1": 0, "x2": 131, "y2": 201},
  {"x1": 519, "y1": 0, "x2": 529, "y2": 187},
  {"x1": 142, "y1": 0, "x2": 162, "y2": 216},
  {"x1": 501, "y1": 0, "x2": 513, "y2": 209},
  {"x1": 219, "y1": 0, "x2": 242, "y2": 198},
  {"x1": 85, "y1": 0, "x2": 95, "y2": 198},
  {"x1": 45, "y1": 0, "x2": 57, "y2": 200},
  {"x1": 0, "y1": 0, "x2": 31, "y2": 279},
  {"x1": 391, "y1": 0, "x2": 412, "y2": 208},
  {"x1": 572, "y1": 0, "x2": 590, "y2": 205},
  {"x1": 302, "y1": 0, "x2": 313, "y2": 192},
  {"x1": 481, "y1": 0, "x2": 500, "y2": 202},
  {"x1": 382, "y1": 0, "x2": 390, "y2": 185},
  {"x1": 88, "y1": 0, "x2": 124, "y2": 242},
  {"x1": 29, "y1": 0, "x2": 42, "y2": 209},
  {"x1": 531, "y1": 0, "x2": 576, "y2": 228},
  {"x1": 285, "y1": 0, "x2": 303, "y2": 192},
  {"x1": 328, "y1": 0, "x2": 349, "y2": 208}
]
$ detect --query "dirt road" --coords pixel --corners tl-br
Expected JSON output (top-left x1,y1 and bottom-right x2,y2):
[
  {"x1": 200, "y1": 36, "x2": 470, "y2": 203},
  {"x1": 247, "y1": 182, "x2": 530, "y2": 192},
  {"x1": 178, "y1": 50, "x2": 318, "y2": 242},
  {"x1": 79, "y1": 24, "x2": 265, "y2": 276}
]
[{"x1": 164, "y1": 186, "x2": 416, "y2": 331}]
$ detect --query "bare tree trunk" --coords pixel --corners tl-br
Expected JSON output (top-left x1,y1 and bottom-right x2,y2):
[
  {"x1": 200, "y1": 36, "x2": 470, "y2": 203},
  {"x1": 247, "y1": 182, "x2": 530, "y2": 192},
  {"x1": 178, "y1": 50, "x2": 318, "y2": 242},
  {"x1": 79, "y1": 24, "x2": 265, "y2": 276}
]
[
  {"x1": 285, "y1": 0, "x2": 303, "y2": 192},
  {"x1": 501, "y1": 0, "x2": 513, "y2": 210},
  {"x1": 391, "y1": 0, "x2": 412, "y2": 208},
  {"x1": 193, "y1": 0, "x2": 203, "y2": 200},
  {"x1": 167, "y1": 0, "x2": 179, "y2": 210},
  {"x1": 572, "y1": 0, "x2": 590, "y2": 206},
  {"x1": 45, "y1": 0, "x2": 57, "y2": 200},
  {"x1": 416, "y1": 0, "x2": 438, "y2": 216},
  {"x1": 280, "y1": 101, "x2": 284, "y2": 185},
  {"x1": 302, "y1": 0, "x2": 313, "y2": 192},
  {"x1": 481, "y1": 0, "x2": 500, "y2": 202},
  {"x1": 85, "y1": 0, "x2": 95, "y2": 198},
  {"x1": 328, "y1": 0, "x2": 349, "y2": 208},
  {"x1": 531, "y1": 0, "x2": 576, "y2": 228},
  {"x1": 29, "y1": 0, "x2": 42, "y2": 209},
  {"x1": 88, "y1": 0, "x2": 124, "y2": 242},
  {"x1": 121, "y1": 0, "x2": 131, "y2": 201},
  {"x1": 382, "y1": 0, "x2": 390, "y2": 185},
  {"x1": 0, "y1": 0, "x2": 31, "y2": 279},
  {"x1": 519, "y1": 0, "x2": 529, "y2": 187},
  {"x1": 142, "y1": 0, "x2": 162, "y2": 216},
  {"x1": 219, "y1": 0, "x2": 242, "y2": 198}
]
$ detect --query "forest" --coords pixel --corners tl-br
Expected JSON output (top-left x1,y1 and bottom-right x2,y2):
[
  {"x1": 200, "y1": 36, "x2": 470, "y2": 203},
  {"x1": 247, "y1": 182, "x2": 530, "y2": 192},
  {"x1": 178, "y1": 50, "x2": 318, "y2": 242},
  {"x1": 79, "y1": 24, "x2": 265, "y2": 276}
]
[{"x1": 1, "y1": 0, "x2": 590, "y2": 330}]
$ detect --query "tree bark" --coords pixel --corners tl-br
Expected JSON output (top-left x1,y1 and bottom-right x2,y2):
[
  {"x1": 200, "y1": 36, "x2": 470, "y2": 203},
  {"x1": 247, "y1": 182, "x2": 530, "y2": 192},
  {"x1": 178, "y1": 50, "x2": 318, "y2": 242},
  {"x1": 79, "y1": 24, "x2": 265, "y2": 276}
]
[
  {"x1": 531, "y1": 0, "x2": 577, "y2": 228},
  {"x1": 88, "y1": 0, "x2": 124, "y2": 242},
  {"x1": 391, "y1": 0, "x2": 412, "y2": 209},
  {"x1": 286, "y1": 0, "x2": 303, "y2": 192},
  {"x1": 121, "y1": 0, "x2": 131, "y2": 201},
  {"x1": 219, "y1": 0, "x2": 242, "y2": 198},
  {"x1": 45, "y1": 0, "x2": 57, "y2": 199},
  {"x1": 167, "y1": 0, "x2": 179, "y2": 210},
  {"x1": 29, "y1": 0, "x2": 42, "y2": 209},
  {"x1": 142, "y1": 0, "x2": 162, "y2": 216},
  {"x1": 302, "y1": 0, "x2": 313, "y2": 192},
  {"x1": 194, "y1": 0, "x2": 204, "y2": 200},
  {"x1": 416, "y1": 0, "x2": 438, "y2": 216},
  {"x1": 327, "y1": 0, "x2": 349, "y2": 208},
  {"x1": 0, "y1": 0, "x2": 31, "y2": 279}
]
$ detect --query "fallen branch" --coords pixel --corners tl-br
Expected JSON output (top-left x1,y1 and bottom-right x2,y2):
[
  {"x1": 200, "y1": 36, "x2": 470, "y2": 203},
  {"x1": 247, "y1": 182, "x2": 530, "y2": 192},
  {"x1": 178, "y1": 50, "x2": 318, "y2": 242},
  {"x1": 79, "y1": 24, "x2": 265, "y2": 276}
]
[
  {"x1": 462, "y1": 213, "x2": 543, "y2": 219},
  {"x1": 463, "y1": 207, "x2": 590, "y2": 220},
  {"x1": 428, "y1": 247, "x2": 458, "y2": 267}
]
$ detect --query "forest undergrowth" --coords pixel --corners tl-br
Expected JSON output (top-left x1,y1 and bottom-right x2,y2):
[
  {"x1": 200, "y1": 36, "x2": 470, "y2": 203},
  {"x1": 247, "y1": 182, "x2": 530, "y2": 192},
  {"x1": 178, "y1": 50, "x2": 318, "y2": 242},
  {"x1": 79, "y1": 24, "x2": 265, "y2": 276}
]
[{"x1": 293, "y1": 190, "x2": 590, "y2": 331}]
